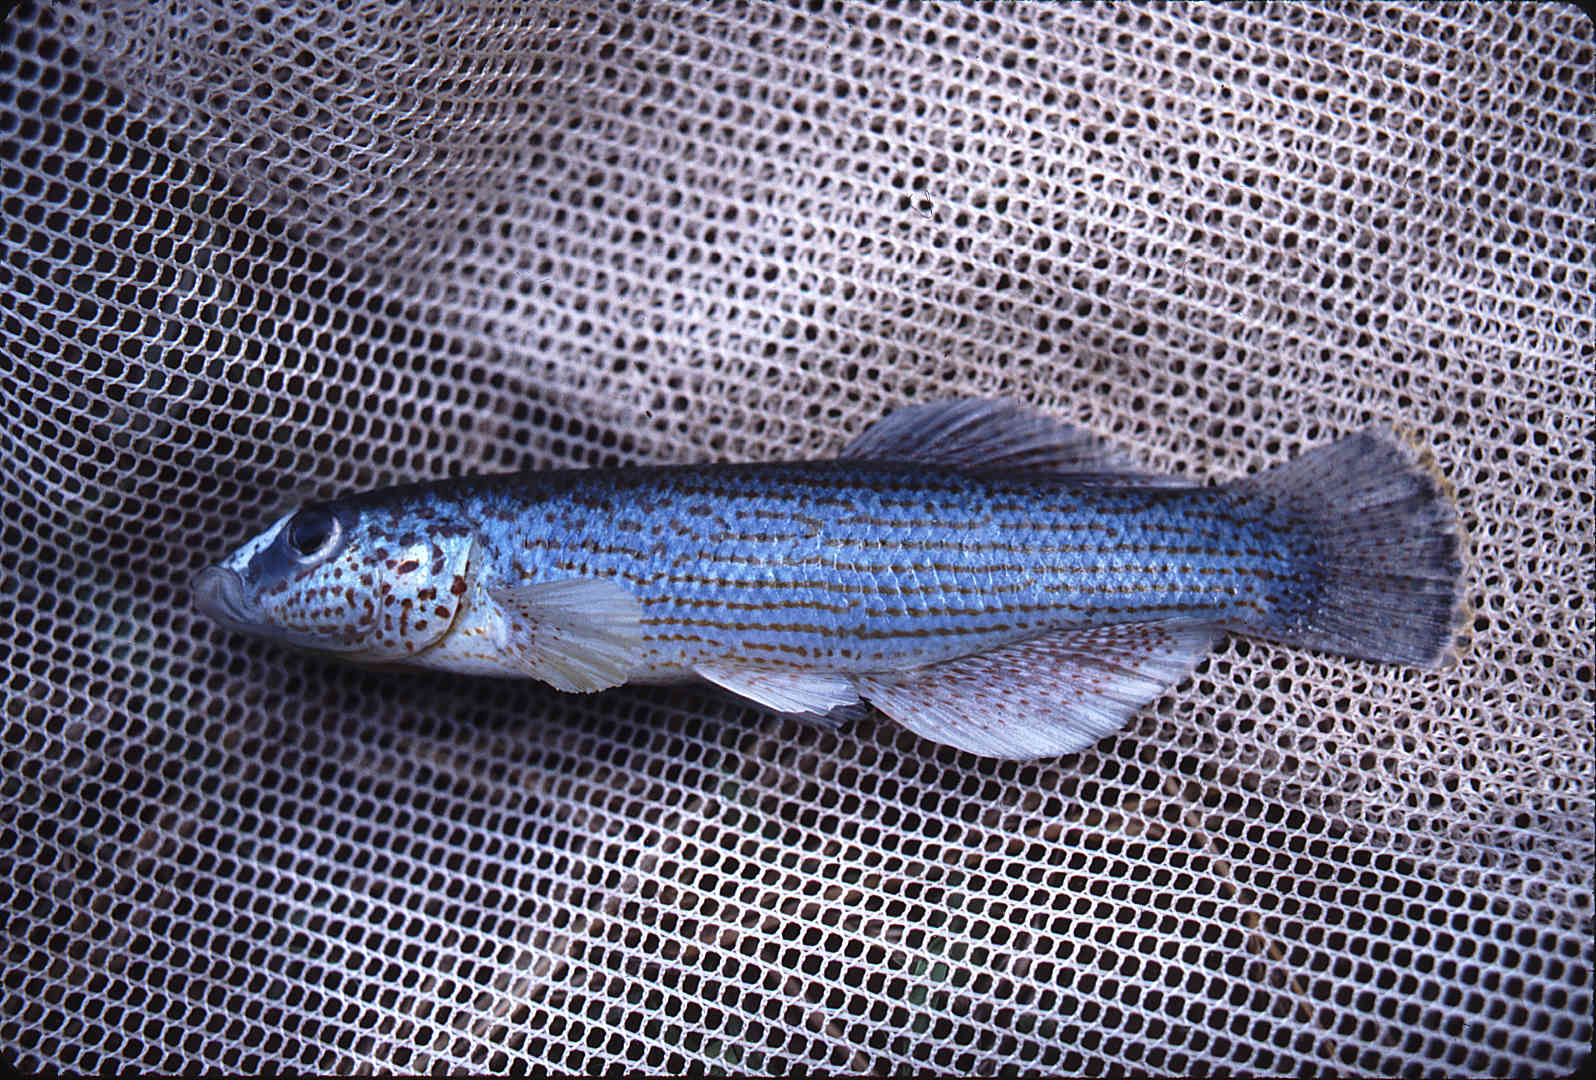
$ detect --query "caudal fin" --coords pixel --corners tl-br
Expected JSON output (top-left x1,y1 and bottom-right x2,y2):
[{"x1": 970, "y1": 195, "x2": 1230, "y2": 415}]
[{"x1": 1238, "y1": 427, "x2": 1465, "y2": 667}]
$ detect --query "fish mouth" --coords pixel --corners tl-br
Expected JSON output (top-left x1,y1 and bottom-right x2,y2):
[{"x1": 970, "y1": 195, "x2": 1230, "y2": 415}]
[
  {"x1": 191, "y1": 565, "x2": 266, "y2": 632},
  {"x1": 191, "y1": 563, "x2": 361, "y2": 657}
]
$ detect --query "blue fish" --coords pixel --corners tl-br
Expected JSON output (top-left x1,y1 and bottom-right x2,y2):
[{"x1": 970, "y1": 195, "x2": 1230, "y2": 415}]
[{"x1": 193, "y1": 400, "x2": 1463, "y2": 758}]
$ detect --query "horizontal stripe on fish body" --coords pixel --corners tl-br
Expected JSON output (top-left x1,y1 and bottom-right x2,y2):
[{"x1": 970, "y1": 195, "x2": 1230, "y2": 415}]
[{"x1": 542, "y1": 561, "x2": 1303, "y2": 599}]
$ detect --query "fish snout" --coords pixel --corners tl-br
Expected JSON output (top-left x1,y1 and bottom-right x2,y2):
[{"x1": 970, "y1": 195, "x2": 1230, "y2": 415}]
[{"x1": 191, "y1": 564, "x2": 265, "y2": 631}]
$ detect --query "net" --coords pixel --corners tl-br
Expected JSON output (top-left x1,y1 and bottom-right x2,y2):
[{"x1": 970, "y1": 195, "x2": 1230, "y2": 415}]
[{"x1": 3, "y1": 0, "x2": 1591, "y2": 1073}]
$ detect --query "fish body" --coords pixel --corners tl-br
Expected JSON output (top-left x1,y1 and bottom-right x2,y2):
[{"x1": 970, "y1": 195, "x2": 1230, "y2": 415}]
[
  {"x1": 194, "y1": 400, "x2": 1463, "y2": 758},
  {"x1": 396, "y1": 463, "x2": 1311, "y2": 678}
]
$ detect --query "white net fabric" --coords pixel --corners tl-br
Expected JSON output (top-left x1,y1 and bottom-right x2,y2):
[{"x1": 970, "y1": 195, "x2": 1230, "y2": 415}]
[{"x1": 3, "y1": 0, "x2": 1591, "y2": 1073}]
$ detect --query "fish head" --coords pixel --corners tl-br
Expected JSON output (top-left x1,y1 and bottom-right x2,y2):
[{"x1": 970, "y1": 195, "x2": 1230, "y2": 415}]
[{"x1": 192, "y1": 495, "x2": 476, "y2": 663}]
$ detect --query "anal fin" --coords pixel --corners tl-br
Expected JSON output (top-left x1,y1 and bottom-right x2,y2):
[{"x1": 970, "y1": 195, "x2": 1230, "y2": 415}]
[{"x1": 854, "y1": 624, "x2": 1219, "y2": 759}]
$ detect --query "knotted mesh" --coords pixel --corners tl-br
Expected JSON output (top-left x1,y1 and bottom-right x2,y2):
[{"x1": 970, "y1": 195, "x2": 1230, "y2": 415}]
[{"x1": 3, "y1": 1, "x2": 1591, "y2": 1073}]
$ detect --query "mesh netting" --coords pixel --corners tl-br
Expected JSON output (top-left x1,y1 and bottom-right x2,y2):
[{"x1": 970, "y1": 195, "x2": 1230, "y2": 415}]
[{"x1": 3, "y1": 0, "x2": 1592, "y2": 1073}]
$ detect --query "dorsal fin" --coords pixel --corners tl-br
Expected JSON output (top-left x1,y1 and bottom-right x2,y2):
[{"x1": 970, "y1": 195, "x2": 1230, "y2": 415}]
[{"x1": 838, "y1": 398, "x2": 1174, "y2": 481}]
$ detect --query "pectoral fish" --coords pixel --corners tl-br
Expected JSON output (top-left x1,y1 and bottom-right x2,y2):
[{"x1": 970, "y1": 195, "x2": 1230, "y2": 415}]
[{"x1": 192, "y1": 399, "x2": 1464, "y2": 758}]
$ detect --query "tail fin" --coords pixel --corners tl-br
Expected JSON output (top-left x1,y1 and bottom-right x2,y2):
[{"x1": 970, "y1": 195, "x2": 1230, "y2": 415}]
[{"x1": 1237, "y1": 427, "x2": 1466, "y2": 667}]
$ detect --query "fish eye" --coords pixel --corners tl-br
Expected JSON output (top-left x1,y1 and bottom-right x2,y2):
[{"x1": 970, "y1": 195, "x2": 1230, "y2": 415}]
[{"x1": 285, "y1": 507, "x2": 340, "y2": 561}]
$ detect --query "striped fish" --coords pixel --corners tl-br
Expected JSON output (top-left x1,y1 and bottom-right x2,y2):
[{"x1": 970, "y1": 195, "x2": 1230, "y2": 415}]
[{"x1": 192, "y1": 399, "x2": 1463, "y2": 758}]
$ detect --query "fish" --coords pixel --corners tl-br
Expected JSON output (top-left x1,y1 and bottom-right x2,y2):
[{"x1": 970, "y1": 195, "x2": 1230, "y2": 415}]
[{"x1": 191, "y1": 399, "x2": 1464, "y2": 759}]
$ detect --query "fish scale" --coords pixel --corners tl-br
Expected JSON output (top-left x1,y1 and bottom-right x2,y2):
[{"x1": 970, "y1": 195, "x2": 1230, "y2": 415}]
[{"x1": 192, "y1": 399, "x2": 1462, "y2": 759}]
